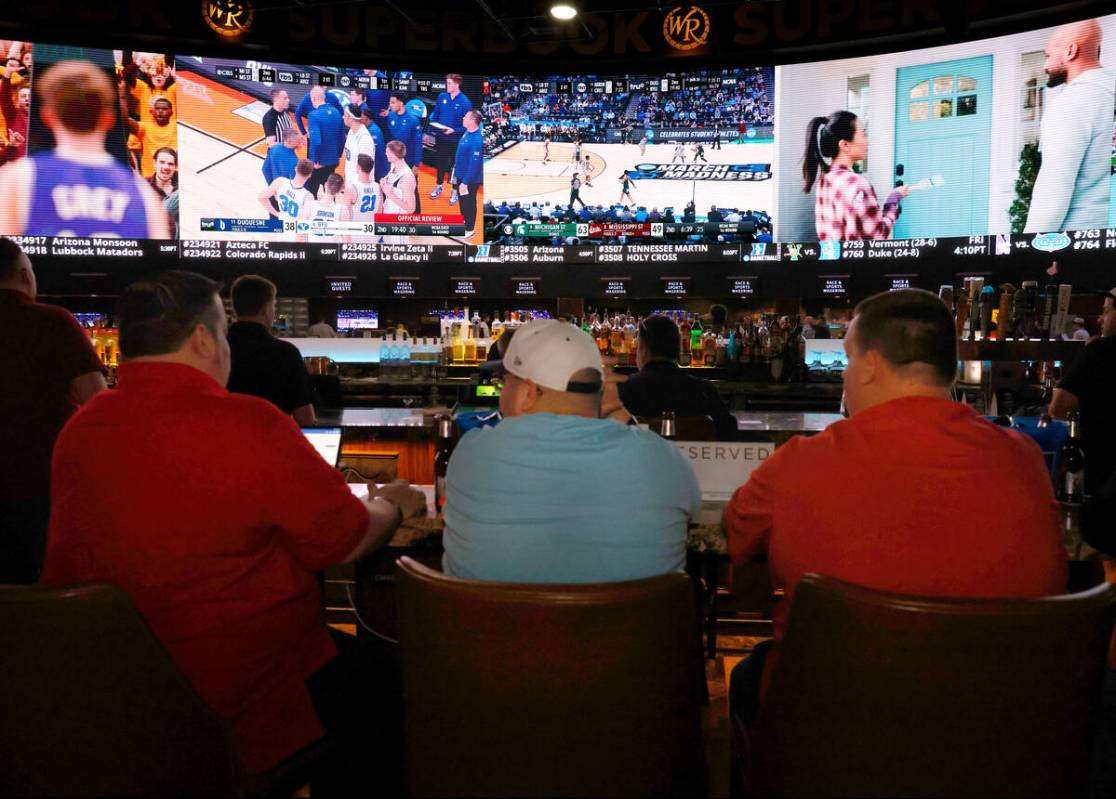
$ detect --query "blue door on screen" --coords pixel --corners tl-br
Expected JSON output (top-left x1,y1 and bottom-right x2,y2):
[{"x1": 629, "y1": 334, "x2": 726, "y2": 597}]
[{"x1": 893, "y1": 56, "x2": 993, "y2": 239}]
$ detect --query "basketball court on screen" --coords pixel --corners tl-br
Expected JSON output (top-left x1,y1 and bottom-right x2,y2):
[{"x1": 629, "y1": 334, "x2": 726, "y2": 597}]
[
  {"x1": 486, "y1": 140, "x2": 774, "y2": 219},
  {"x1": 175, "y1": 70, "x2": 481, "y2": 243}
]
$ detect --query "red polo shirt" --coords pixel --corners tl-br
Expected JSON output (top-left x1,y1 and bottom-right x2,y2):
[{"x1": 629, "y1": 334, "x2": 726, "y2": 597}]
[
  {"x1": 41, "y1": 362, "x2": 367, "y2": 775},
  {"x1": 0, "y1": 288, "x2": 102, "y2": 502},
  {"x1": 725, "y1": 395, "x2": 1067, "y2": 692}
]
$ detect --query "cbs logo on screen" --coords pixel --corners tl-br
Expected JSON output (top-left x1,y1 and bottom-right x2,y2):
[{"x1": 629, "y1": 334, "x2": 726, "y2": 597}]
[{"x1": 663, "y1": 6, "x2": 710, "y2": 51}]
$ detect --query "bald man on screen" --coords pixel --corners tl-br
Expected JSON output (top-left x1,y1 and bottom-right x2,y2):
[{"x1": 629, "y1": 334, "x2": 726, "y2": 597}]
[{"x1": 1025, "y1": 20, "x2": 1116, "y2": 233}]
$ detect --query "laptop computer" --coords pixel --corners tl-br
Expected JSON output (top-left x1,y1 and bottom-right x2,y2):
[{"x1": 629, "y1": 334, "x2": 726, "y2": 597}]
[{"x1": 302, "y1": 427, "x2": 343, "y2": 468}]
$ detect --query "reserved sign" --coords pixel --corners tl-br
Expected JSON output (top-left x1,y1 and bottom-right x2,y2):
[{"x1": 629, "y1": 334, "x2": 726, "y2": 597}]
[{"x1": 676, "y1": 441, "x2": 775, "y2": 501}]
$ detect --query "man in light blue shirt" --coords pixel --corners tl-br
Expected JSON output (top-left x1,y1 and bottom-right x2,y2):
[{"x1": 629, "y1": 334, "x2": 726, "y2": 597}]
[{"x1": 443, "y1": 319, "x2": 701, "y2": 583}]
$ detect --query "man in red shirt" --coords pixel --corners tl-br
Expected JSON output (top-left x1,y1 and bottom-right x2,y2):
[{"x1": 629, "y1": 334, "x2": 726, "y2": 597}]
[
  {"x1": 724, "y1": 289, "x2": 1066, "y2": 738},
  {"x1": 41, "y1": 271, "x2": 426, "y2": 785},
  {"x1": 0, "y1": 237, "x2": 105, "y2": 582}
]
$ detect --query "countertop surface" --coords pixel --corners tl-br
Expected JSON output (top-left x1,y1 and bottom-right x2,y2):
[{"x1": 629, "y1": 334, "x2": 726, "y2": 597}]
[
  {"x1": 734, "y1": 411, "x2": 842, "y2": 432},
  {"x1": 316, "y1": 407, "x2": 841, "y2": 433}
]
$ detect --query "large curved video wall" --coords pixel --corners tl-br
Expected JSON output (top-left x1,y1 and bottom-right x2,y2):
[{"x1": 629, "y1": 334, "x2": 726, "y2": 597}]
[{"x1": 0, "y1": 13, "x2": 1114, "y2": 267}]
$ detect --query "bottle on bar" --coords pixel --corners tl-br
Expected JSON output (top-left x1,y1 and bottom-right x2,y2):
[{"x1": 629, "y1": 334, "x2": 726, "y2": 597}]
[
  {"x1": 451, "y1": 325, "x2": 465, "y2": 364},
  {"x1": 702, "y1": 327, "x2": 717, "y2": 367},
  {"x1": 966, "y1": 277, "x2": 983, "y2": 342},
  {"x1": 610, "y1": 314, "x2": 624, "y2": 355},
  {"x1": 1057, "y1": 412, "x2": 1085, "y2": 503},
  {"x1": 996, "y1": 284, "x2": 1014, "y2": 340},
  {"x1": 955, "y1": 280, "x2": 972, "y2": 339},
  {"x1": 978, "y1": 284, "x2": 995, "y2": 341},
  {"x1": 464, "y1": 324, "x2": 477, "y2": 363},
  {"x1": 679, "y1": 315, "x2": 692, "y2": 366},
  {"x1": 690, "y1": 315, "x2": 704, "y2": 363},
  {"x1": 1040, "y1": 282, "x2": 1057, "y2": 340},
  {"x1": 660, "y1": 411, "x2": 676, "y2": 440},
  {"x1": 938, "y1": 284, "x2": 955, "y2": 313},
  {"x1": 434, "y1": 414, "x2": 456, "y2": 513}
]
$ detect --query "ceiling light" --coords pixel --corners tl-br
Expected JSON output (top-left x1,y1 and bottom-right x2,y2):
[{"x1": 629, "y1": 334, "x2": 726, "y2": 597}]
[{"x1": 550, "y1": 4, "x2": 577, "y2": 21}]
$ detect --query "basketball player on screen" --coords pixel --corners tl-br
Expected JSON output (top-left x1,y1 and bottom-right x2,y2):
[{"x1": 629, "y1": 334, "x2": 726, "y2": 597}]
[
  {"x1": 379, "y1": 140, "x2": 416, "y2": 244},
  {"x1": 0, "y1": 60, "x2": 169, "y2": 238},
  {"x1": 579, "y1": 155, "x2": 593, "y2": 187},
  {"x1": 639, "y1": 134, "x2": 648, "y2": 157},
  {"x1": 619, "y1": 173, "x2": 635, "y2": 206},
  {"x1": 258, "y1": 158, "x2": 314, "y2": 242},
  {"x1": 345, "y1": 152, "x2": 378, "y2": 241},
  {"x1": 542, "y1": 133, "x2": 551, "y2": 163},
  {"x1": 672, "y1": 141, "x2": 685, "y2": 164},
  {"x1": 300, "y1": 172, "x2": 349, "y2": 244}
]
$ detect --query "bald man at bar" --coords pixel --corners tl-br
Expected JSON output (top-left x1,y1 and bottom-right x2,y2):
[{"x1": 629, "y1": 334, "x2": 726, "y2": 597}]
[{"x1": 1025, "y1": 19, "x2": 1115, "y2": 233}]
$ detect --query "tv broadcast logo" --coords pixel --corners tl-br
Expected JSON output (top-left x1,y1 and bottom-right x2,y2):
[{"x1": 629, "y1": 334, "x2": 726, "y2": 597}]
[
  {"x1": 663, "y1": 6, "x2": 710, "y2": 51},
  {"x1": 1031, "y1": 232, "x2": 1071, "y2": 253}
]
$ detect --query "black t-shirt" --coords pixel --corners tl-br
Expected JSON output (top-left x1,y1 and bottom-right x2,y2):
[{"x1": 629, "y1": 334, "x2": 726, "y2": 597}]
[
  {"x1": 618, "y1": 360, "x2": 738, "y2": 440},
  {"x1": 226, "y1": 322, "x2": 314, "y2": 415},
  {"x1": 1058, "y1": 335, "x2": 1116, "y2": 494}
]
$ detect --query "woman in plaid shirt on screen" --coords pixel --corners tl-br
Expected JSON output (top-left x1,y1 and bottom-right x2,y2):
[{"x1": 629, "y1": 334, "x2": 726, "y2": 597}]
[{"x1": 804, "y1": 111, "x2": 909, "y2": 241}]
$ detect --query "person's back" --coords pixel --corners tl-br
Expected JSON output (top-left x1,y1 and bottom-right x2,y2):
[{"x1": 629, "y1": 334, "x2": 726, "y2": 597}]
[
  {"x1": 444, "y1": 413, "x2": 698, "y2": 583},
  {"x1": 41, "y1": 270, "x2": 426, "y2": 780},
  {"x1": 729, "y1": 396, "x2": 1064, "y2": 609},
  {"x1": 725, "y1": 289, "x2": 1066, "y2": 703},
  {"x1": 226, "y1": 275, "x2": 315, "y2": 423},
  {"x1": 442, "y1": 319, "x2": 700, "y2": 583},
  {"x1": 0, "y1": 238, "x2": 104, "y2": 581},
  {"x1": 618, "y1": 315, "x2": 737, "y2": 440}
]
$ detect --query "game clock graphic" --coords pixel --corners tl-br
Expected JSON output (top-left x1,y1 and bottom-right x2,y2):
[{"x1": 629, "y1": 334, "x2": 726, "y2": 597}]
[
  {"x1": 482, "y1": 67, "x2": 775, "y2": 247},
  {"x1": 176, "y1": 57, "x2": 484, "y2": 245}
]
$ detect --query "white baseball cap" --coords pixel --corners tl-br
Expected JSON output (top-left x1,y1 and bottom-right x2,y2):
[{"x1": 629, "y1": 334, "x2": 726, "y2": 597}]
[{"x1": 499, "y1": 319, "x2": 604, "y2": 394}]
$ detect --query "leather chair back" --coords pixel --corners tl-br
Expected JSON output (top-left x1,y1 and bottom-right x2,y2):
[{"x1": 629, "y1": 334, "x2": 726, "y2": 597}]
[
  {"x1": 394, "y1": 557, "x2": 705, "y2": 797},
  {"x1": 749, "y1": 573, "x2": 1116, "y2": 798},
  {"x1": 0, "y1": 583, "x2": 237, "y2": 797}
]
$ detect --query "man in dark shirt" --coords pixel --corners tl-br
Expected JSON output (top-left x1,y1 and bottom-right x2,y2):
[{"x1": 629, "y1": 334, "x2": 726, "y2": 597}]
[
  {"x1": 227, "y1": 274, "x2": 316, "y2": 425},
  {"x1": 0, "y1": 236, "x2": 105, "y2": 581},
  {"x1": 609, "y1": 314, "x2": 737, "y2": 440},
  {"x1": 1050, "y1": 287, "x2": 1116, "y2": 495}
]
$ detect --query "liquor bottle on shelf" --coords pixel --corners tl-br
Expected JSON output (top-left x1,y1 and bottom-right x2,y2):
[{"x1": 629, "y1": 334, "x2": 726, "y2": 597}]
[
  {"x1": 623, "y1": 315, "x2": 637, "y2": 362},
  {"x1": 995, "y1": 284, "x2": 1014, "y2": 340},
  {"x1": 689, "y1": 315, "x2": 704, "y2": 364},
  {"x1": 757, "y1": 316, "x2": 772, "y2": 364},
  {"x1": 451, "y1": 325, "x2": 465, "y2": 364},
  {"x1": 679, "y1": 315, "x2": 692, "y2": 366},
  {"x1": 609, "y1": 314, "x2": 624, "y2": 355},
  {"x1": 938, "y1": 284, "x2": 954, "y2": 313},
  {"x1": 491, "y1": 313, "x2": 505, "y2": 341},
  {"x1": 1057, "y1": 412, "x2": 1085, "y2": 503},
  {"x1": 978, "y1": 284, "x2": 995, "y2": 341},
  {"x1": 464, "y1": 324, "x2": 477, "y2": 363},
  {"x1": 434, "y1": 414, "x2": 456, "y2": 513},
  {"x1": 441, "y1": 334, "x2": 453, "y2": 366},
  {"x1": 598, "y1": 314, "x2": 611, "y2": 355},
  {"x1": 966, "y1": 277, "x2": 984, "y2": 341},
  {"x1": 955, "y1": 281, "x2": 971, "y2": 339},
  {"x1": 1039, "y1": 283, "x2": 1056, "y2": 340}
]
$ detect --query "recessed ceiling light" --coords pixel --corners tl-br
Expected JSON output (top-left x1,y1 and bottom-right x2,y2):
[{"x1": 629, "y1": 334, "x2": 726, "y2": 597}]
[{"x1": 551, "y1": 4, "x2": 577, "y2": 20}]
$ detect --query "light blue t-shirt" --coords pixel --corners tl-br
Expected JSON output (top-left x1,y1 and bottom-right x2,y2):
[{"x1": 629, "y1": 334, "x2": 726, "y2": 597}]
[{"x1": 442, "y1": 412, "x2": 701, "y2": 583}]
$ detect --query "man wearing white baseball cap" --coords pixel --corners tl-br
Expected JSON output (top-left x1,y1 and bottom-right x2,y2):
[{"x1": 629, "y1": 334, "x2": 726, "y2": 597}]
[
  {"x1": 442, "y1": 319, "x2": 701, "y2": 583},
  {"x1": 1050, "y1": 287, "x2": 1116, "y2": 496}
]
